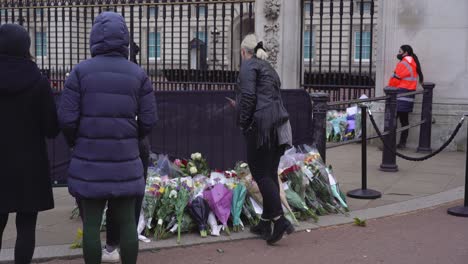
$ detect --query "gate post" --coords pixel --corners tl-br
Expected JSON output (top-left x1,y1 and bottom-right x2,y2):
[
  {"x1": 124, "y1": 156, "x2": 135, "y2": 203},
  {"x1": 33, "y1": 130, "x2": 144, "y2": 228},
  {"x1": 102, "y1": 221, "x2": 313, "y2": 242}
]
[
  {"x1": 380, "y1": 87, "x2": 399, "y2": 172},
  {"x1": 311, "y1": 93, "x2": 329, "y2": 162},
  {"x1": 417, "y1": 82, "x2": 435, "y2": 153}
]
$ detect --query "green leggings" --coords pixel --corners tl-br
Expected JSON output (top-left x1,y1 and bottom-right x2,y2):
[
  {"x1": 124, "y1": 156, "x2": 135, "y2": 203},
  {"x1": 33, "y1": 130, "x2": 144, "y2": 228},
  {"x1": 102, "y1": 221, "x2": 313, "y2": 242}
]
[{"x1": 81, "y1": 198, "x2": 138, "y2": 264}]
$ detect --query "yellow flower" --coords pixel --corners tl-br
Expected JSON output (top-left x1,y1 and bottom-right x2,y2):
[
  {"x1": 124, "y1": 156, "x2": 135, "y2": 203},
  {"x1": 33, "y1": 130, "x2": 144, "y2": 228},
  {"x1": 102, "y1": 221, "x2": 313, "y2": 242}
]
[
  {"x1": 148, "y1": 187, "x2": 156, "y2": 192},
  {"x1": 159, "y1": 187, "x2": 166, "y2": 194}
]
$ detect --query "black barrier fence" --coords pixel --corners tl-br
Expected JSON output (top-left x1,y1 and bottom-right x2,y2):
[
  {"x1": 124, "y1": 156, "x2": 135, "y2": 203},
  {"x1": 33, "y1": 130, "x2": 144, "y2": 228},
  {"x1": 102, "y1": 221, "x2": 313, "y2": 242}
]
[
  {"x1": 48, "y1": 89, "x2": 313, "y2": 185},
  {"x1": 312, "y1": 83, "x2": 436, "y2": 166},
  {"x1": 311, "y1": 82, "x2": 467, "y2": 200}
]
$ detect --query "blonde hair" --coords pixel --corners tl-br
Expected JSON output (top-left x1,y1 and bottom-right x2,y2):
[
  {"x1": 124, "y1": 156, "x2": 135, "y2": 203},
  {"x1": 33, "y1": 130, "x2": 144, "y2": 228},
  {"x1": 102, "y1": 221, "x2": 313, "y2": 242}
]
[{"x1": 241, "y1": 34, "x2": 268, "y2": 60}]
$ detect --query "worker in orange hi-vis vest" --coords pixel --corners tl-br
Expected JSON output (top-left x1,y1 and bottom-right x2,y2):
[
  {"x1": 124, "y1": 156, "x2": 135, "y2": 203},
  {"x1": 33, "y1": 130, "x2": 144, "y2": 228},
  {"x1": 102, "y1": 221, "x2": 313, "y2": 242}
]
[{"x1": 388, "y1": 45, "x2": 424, "y2": 149}]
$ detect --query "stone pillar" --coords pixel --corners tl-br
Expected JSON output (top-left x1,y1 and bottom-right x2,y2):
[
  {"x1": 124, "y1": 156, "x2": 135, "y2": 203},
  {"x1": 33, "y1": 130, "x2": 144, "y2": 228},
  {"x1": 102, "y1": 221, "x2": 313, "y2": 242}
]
[
  {"x1": 375, "y1": 0, "x2": 400, "y2": 97},
  {"x1": 255, "y1": 0, "x2": 301, "y2": 89}
]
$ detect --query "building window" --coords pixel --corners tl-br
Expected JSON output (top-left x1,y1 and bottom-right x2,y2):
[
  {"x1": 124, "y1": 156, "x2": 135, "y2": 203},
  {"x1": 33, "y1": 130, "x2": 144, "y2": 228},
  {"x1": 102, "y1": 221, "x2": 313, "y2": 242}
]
[
  {"x1": 304, "y1": 31, "x2": 315, "y2": 60},
  {"x1": 0, "y1": 9, "x2": 6, "y2": 17},
  {"x1": 356, "y1": 1, "x2": 372, "y2": 13},
  {"x1": 148, "y1": 32, "x2": 161, "y2": 59},
  {"x1": 35, "y1": 8, "x2": 44, "y2": 17},
  {"x1": 354, "y1": 31, "x2": 371, "y2": 61},
  {"x1": 196, "y1": 5, "x2": 207, "y2": 17},
  {"x1": 35, "y1": 32, "x2": 47, "y2": 57},
  {"x1": 196, "y1": 31, "x2": 207, "y2": 43},
  {"x1": 304, "y1": 2, "x2": 312, "y2": 14},
  {"x1": 148, "y1": 7, "x2": 158, "y2": 18}
]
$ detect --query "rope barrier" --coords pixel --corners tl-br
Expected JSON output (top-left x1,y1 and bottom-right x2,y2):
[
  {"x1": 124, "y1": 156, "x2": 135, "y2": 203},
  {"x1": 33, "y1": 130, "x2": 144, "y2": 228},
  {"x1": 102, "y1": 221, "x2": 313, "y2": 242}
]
[{"x1": 368, "y1": 110, "x2": 465, "y2": 161}]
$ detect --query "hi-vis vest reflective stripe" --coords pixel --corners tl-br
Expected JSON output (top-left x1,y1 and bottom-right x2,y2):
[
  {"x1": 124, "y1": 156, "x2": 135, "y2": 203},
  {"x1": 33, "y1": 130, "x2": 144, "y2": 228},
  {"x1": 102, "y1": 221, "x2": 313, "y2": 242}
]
[{"x1": 388, "y1": 56, "x2": 419, "y2": 91}]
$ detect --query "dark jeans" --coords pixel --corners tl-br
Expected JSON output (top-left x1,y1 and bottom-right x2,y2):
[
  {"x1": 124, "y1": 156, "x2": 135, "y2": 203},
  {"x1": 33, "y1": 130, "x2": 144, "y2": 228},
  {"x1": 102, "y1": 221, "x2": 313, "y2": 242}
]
[
  {"x1": 245, "y1": 133, "x2": 285, "y2": 220},
  {"x1": 81, "y1": 198, "x2": 137, "y2": 264},
  {"x1": 397, "y1": 112, "x2": 410, "y2": 145},
  {"x1": 0, "y1": 212, "x2": 38, "y2": 264}
]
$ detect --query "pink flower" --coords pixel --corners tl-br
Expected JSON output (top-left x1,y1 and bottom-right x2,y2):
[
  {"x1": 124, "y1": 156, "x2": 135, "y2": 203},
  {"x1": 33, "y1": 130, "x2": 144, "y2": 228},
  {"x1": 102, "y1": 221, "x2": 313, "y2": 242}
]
[{"x1": 174, "y1": 159, "x2": 182, "y2": 167}]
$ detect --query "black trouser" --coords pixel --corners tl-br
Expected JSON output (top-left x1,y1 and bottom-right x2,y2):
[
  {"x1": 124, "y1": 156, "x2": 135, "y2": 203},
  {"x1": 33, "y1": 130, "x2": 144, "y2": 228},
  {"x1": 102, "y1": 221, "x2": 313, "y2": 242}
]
[
  {"x1": 397, "y1": 112, "x2": 410, "y2": 145},
  {"x1": 245, "y1": 134, "x2": 285, "y2": 220},
  {"x1": 0, "y1": 212, "x2": 38, "y2": 264}
]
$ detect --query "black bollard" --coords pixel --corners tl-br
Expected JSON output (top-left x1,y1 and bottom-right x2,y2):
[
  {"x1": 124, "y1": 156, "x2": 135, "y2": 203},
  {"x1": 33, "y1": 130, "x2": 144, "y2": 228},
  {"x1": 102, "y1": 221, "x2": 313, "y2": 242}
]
[
  {"x1": 311, "y1": 93, "x2": 330, "y2": 163},
  {"x1": 380, "y1": 87, "x2": 399, "y2": 172},
  {"x1": 417, "y1": 83, "x2": 435, "y2": 153},
  {"x1": 447, "y1": 117, "x2": 468, "y2": 217},
  {"x1": 347, "y1": 105, "x2": 382, "y2": 199}
]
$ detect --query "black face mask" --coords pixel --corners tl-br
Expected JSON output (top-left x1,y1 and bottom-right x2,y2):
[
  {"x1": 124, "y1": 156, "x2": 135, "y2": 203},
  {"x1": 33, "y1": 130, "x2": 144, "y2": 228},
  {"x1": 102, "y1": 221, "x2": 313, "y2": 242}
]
[{"x1": 397, "y1": 54, "x2": 404, "y2": 60}]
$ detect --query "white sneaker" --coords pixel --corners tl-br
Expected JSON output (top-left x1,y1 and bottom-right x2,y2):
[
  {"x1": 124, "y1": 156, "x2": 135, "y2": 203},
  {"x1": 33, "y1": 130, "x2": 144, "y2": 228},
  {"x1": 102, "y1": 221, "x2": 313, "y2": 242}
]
[{"x1": 102, "y1": 248, "x2": 120, "y2": 263}]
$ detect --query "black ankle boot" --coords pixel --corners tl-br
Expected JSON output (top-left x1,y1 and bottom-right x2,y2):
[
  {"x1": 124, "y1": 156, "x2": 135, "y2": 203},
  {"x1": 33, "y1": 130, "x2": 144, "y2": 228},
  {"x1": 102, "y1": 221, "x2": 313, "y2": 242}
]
[
  {"x1": 266, "y1": 216, "x2": 294, "y2": 245},
  {"x1": 250, "y1": 219, "x2": 271, "y2": 240}
]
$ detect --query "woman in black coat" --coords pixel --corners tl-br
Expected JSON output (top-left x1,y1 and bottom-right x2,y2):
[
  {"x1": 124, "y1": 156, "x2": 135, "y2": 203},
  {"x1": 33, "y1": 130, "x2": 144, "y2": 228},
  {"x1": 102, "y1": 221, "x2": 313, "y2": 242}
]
[
  {"x1": 235, "y1": 34, "x2": 294, "y2": 245},
  {"x1": 0, "y1": 24, "x2": 59, "y2": 263}
]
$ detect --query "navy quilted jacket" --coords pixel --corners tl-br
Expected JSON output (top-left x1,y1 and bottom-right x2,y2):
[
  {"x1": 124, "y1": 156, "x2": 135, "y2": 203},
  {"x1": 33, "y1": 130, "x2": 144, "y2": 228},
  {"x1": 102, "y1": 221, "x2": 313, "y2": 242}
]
[{"x1": 58, "y1": 12, "x2": 157, "y2": 199}]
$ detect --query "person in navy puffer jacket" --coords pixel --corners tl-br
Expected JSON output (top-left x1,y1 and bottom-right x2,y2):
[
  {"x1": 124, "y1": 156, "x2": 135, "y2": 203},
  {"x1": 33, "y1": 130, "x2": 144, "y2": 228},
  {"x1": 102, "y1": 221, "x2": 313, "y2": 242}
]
[{"x1": 58, "y1": 12, "x2": 157, "y2": 264}]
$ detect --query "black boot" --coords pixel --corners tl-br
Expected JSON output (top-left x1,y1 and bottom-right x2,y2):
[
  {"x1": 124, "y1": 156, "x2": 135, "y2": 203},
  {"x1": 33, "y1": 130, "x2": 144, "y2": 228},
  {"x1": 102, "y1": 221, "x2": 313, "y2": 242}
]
[
  {"x1": 266, "y1": 216, "x2": 294, "y2": 245},
  {"x1": 250, "y1": 219, "x2": 272, "y2": 240}
]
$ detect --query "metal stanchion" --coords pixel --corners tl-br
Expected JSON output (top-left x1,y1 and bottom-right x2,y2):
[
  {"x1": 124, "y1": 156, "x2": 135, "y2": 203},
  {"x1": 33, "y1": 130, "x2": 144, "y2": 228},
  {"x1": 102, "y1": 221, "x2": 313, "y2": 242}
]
[
  {"x1": 447, "y1": 116, "x2": 468, "y2": 217},
  {"x1": 347, "y1": 105, "x2": 382, "y2": 199}
]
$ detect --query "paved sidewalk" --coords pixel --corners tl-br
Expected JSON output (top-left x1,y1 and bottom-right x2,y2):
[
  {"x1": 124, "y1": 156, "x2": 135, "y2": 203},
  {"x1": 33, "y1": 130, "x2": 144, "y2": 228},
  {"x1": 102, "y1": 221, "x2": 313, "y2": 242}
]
[
  {"x1": 43, "y1": 202, "x2": 468, "y2": 264},
  {"x1": 0, "y1": 145, "x2": 466, "y2": 262}
]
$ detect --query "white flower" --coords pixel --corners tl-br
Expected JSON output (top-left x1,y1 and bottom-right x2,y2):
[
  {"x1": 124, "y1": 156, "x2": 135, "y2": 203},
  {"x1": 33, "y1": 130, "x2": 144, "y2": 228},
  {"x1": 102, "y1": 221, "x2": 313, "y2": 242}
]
[
  {"x1": 169, "y1": 190, "x2": 178, "y2": 199},
  {"x1": 190, "y1": 166, "x2": 198, "y2": 175},
  {"x1": 184, "y1": 179, "x2": 194, "y2": 188},
  {"x1": 240, "y1": 163, "x2": 248, "y2": 168},
  {"x1": 157, "y1": 219, "x2": 163, "y2": 226},
  {"x1": 191, "y1": 152, "x2": 202, "y2": 160}
]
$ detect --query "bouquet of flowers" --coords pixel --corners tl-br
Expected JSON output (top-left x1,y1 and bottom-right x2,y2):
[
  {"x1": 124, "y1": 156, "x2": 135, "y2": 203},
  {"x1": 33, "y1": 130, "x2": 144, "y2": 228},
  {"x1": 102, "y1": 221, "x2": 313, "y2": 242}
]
[
  {"x1": 174, "y1": 182, "x2": 192, "y2": 243},
  {"x1": 280, "y1": 164, "x2": 307, "y2": 200},
  {"x1": 231, "y1": 183, "x2": 247, "y2": 232},
  {"x1": 187, "y1": 152, "x2": 210, "y2": 176},
  {"x1": 154, "y1": 185, "x2": 176, "y2": 240},
  {"x1": 203, "y1": 183, "x2": 233, "y2": 234},
  {"x1": 142, "y1": 176, "x2": 163, "y2": 235},
  {"x1": 188, "y1": 197, "x2": 211, "y2": 237},
  {"x1": 242, "y1": 197, "x2": 260, "y2": 226},
  {"x1": 284, "y1": 183, "x2": 318, "y2": 222}
]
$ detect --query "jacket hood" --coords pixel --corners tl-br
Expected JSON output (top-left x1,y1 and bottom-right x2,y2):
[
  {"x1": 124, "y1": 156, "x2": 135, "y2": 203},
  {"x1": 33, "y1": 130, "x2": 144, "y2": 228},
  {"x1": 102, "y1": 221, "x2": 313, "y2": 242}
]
[
  {"x1": 0, "y1": 24, "x2": 31, "y2": 59},
  {"x1": 90, "y1": 12, "x2": 129, "y2": 58},
  {"x1": 0, "y1": 55, "x2": 42, "y2": 95}
]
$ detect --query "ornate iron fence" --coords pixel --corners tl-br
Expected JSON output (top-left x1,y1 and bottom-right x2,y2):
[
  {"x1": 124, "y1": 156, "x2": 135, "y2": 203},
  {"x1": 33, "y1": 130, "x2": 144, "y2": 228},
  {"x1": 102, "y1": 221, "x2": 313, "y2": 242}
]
[
  {"x1": 300, "y1": 0, "x2": 377, "y2": 100},
  {"x1": 0, "y1": 0, "x2": 255, "y2": 91}
]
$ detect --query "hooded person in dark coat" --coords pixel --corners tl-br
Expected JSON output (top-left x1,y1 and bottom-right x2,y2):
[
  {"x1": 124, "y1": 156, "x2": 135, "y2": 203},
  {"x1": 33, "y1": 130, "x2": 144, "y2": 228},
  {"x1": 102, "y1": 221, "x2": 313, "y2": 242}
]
[
  {"x1": 58, "y1": 12, "x2": 157, "y2": 264},
  {"x1": 0, "y1": 24, "x2": 60, "y2": 263}
]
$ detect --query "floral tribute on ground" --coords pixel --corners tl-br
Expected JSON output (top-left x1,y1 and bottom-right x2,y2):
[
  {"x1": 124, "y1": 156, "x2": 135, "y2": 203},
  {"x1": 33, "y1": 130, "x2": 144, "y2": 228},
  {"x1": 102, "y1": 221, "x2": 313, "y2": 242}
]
[{"x1": 71, "y1": 146, "x2": 349, "y2": 245}]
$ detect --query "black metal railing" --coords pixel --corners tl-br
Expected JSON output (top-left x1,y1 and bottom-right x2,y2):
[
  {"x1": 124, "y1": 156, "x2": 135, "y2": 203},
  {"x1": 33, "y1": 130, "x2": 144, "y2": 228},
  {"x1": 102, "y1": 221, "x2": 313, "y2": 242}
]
[
  {"x1": 310, "y1": 83, "x2": 437, "y2": 200},
  {"x1": 301, "y1": 0, "x2": 377, "y2": 101},
  {"x1": 311, "y1": 83, "x2": 435, "y2": 168},
  {"x1": 0, "y1": 0, "x2": 255, "y2": 91}
]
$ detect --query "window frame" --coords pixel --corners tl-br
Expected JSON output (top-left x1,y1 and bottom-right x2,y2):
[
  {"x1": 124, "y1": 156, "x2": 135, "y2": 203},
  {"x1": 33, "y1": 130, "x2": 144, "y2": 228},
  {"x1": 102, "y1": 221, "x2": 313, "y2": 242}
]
[{"x1": 353, "y1": 30, "x2": 371, "y2": 62}]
